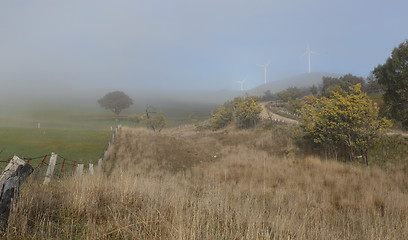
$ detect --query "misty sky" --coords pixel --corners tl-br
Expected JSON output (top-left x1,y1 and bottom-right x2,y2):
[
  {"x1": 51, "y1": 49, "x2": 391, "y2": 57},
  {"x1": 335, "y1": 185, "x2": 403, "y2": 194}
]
[{"x1": 1, "y1": 0, "x2": 407, "y2": 92}]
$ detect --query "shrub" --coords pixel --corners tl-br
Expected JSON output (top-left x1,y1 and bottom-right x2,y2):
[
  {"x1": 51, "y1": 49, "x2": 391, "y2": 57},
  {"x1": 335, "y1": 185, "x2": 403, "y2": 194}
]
[
  {"x1": 299, "y1": 84, "x2": 391, "y2": 164},
  {"x1": 210, "y1": 102, "x2": 234, "y2": 130}
]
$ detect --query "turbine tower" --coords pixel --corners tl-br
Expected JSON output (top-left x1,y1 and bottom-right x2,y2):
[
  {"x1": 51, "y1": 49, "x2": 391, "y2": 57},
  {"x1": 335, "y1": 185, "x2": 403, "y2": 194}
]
[
  {"x1": 257, "y1": 62, "x2": 269, "y2": 84},
  {"x1": 237, "y1": 79, "x2": 246, "y2": 91},
  {"x1": 303, "y1": 43, "x2": 318, "y2": 73}
]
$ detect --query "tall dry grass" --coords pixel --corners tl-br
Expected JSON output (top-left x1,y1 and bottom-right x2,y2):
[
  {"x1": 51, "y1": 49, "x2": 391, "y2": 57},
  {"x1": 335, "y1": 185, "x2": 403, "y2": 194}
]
[{"x1": 3, "y1": 126, "x2": 408, "y2": 239}]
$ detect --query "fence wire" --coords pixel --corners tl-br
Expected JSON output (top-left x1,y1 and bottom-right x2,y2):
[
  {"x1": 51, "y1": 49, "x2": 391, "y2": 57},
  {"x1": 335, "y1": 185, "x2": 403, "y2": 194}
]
[{"x1": 1, "y1": 124, "x2": 122, "y2": 184}]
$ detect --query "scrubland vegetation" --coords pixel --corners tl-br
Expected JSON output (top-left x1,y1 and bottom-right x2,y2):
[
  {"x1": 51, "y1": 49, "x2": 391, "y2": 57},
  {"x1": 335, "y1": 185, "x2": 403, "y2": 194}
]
[{"x1": 3, "y1": 124, "x2": 408, "y2": 239}]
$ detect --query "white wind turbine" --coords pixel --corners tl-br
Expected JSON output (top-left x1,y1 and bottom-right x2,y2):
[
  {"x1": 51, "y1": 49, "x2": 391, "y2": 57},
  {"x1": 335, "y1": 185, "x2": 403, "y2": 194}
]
[
  {"x1": 257, "y1": 62, "x2": 270, "y2": 84},
  {"x1": 303, "y1": 43, "x2": 318, "y2": 73},
  {"x1": 237, "y1": 79, "x2": 246, "y2": 91}
]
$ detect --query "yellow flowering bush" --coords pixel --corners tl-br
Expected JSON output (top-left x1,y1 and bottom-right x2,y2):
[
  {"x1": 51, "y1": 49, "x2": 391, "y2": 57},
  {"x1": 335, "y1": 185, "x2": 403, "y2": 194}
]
[{"x1": 300, "y1": 84, "x2": 391, "y2": 164}]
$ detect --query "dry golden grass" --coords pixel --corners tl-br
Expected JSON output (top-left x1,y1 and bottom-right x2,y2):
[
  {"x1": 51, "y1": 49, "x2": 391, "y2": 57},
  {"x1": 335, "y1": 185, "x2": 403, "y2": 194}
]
[{"x1": 3, "y1": 125, "x2": 408, "y2": 239}]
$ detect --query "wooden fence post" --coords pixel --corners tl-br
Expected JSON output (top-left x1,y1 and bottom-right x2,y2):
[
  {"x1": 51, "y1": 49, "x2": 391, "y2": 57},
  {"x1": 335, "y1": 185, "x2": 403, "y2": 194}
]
[
  {"x1": 103, "y1": 151, "x2": 108, "y2": 162},
  {"x1": 76, "y1": 164, "x2": 84, "y2": 176},
  {"x1": 43, "y1": 153, "x2": 57, "y2": 185},
  {"x1": 0, "y1": 156, "x2": 33, "y2": 231},
  {"x1": 98, "y1": 158, "x2": 103, "y2": 170},
  {"x1": 0, "y1": 156, "x2": 25, "y2": 185},
  {"x1": 89, "y1": 164, "x2": 94, "y2": 176}
]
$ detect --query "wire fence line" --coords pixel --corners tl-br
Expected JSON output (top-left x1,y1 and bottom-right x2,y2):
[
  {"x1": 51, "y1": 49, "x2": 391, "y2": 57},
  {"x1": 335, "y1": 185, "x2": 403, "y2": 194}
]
[
  {"x1": 0, "y1": 124, "x2": 122, "y2": 231},
  {"x1": 1, "y1": 124, "x2": 122, "y2": 184}
]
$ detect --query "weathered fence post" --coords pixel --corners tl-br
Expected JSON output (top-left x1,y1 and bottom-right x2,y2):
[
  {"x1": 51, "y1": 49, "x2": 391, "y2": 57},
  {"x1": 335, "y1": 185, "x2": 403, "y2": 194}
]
[
  {"x1": 88, "y1": 163, "x2": 94, "y2": 176},
  {"x1": 103, "y1": 151, "x2": 108, "y2": 162},
  {"x1": 43, "y1": 152, "x2": 57, "y2": 185},
  {"x1": 98, "y1": 158, "x2": 103, "y2": 170},
  {"x1": 0, "y1": 156, "x2": 25, "y2": 184},
  {"x1": 0, "y1": 156, "x2": 34, "y2": 231},
  {"x1": 76, "y1": 164, "x2": 84, "y2": 176}
]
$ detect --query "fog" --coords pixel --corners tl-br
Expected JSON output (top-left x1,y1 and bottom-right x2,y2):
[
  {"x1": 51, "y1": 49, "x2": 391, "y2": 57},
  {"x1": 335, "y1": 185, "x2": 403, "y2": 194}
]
[{"x1": 0, "y1": 0, "x2": 407, "y2": 113}]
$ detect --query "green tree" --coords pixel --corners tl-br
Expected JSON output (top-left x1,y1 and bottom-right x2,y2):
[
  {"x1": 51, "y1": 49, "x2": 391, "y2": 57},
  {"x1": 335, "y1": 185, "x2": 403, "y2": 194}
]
[
  {"x1": 277, "y1": 90, "x2": 291, "y2": 102},
  {"x1": 98, "y1": 91, "x2": 133, "y2": 123},
  {"x1": 300, "y1": 84, "x2": 391, "y2": 165},
  {"x1": 310, "y1": 85, "x2": 318, "y2": 96},
  {"x1": 322, "y1": 74, "x2": 365, "y2": 97},
  {"x1": 261, "y1": 90, "x2": 276, "y2": 101},
  {"x1": 365, "y1": 73, "x2": 382, "y2": 94},
  {"x1": 373, "y1": 40, "x2": 408, "y2": 127},
  {"x1": 277, "y1": 86, "x2": 312, "y2": 102}
]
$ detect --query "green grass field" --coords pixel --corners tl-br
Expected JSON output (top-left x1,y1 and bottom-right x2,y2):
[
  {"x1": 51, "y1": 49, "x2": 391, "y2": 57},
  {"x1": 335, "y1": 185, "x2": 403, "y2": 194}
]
[
  {"x1": 0, "y1": 127, "x2": 112, "y2": 169},
  {"x1": 0, "y1": 102, "x2": 212, "y2": 172}
]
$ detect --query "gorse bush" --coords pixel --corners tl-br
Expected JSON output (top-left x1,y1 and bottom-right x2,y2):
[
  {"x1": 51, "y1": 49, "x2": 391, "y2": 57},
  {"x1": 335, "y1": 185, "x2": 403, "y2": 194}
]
[
  {"x1": 210, "y1": 101, "x2": 234, "y2": 130},
  {"x1": 299, "y1": 84, "x2": 391, "y2": 164},
  {"x1": 211, "y1": 95, "x2": 261, "y2": 130},
  {"x1": 128, "y1": 113, "x2": 141, "y2": 124},
  {"x1": 233, "y1": 96, "x2": 262, "y2": 128}
]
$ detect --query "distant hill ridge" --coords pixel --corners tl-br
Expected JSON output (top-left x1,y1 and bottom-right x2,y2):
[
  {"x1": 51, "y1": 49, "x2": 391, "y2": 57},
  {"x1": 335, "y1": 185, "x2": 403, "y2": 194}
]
[{"x1": 248, "y1": 72, "x2": 343, "y2": 96}]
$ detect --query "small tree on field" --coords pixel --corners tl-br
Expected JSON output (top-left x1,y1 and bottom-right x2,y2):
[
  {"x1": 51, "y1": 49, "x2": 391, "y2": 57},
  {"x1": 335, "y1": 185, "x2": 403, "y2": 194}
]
[
  {"x1": 300, "y1": 84, "x2": 391, "y2": 165},
  {"x1": 145, "y1": 113, "x2": 166, "y2": 132},
  {"x1": 98, "y1": 91, "x2": 133, "y2": 123},
  {"x1": 142, "y1": 105, "x2": 166, "y2": 132}
]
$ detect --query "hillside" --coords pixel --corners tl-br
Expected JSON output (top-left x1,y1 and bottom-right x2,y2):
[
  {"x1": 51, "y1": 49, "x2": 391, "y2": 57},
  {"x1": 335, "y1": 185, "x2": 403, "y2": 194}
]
[
  {"x1": 248, "y1": 72, "x2": 343, "y2": 96},
  {"x1": 5, "y1": 125, "x2": 408, "y2": 239}
]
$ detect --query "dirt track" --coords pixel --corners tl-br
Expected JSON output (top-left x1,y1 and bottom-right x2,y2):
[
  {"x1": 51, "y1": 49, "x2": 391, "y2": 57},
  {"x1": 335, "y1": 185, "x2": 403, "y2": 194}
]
[
  {"x1": 259, "y1": 102, "x2": 408, "y2": 137},
  {"x1": 259, "y1": 102, "x2": 300, "y2": 124},
  {"x1": 386, "y1": 130, "x2": 408, "y2": 138}
]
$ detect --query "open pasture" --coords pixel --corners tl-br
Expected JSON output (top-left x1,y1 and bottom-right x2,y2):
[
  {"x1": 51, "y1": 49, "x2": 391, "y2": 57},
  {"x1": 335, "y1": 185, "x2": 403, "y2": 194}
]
[
  {"x1": 0, "y1": 101, "x2": 213, "y2": 171},
  {"x1": 0, "y1": 127, "x2": 111, "y2": 169}
]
